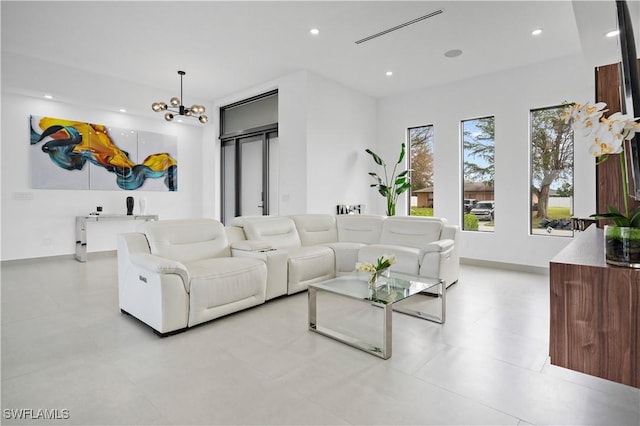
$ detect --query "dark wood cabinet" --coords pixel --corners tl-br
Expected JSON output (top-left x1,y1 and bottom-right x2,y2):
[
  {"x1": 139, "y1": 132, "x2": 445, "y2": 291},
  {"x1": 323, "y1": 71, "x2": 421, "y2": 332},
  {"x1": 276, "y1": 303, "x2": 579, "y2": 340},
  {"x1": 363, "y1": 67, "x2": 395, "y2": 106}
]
[{"x1": 550, "y1": 225, "x2": 639, "y2": 388}]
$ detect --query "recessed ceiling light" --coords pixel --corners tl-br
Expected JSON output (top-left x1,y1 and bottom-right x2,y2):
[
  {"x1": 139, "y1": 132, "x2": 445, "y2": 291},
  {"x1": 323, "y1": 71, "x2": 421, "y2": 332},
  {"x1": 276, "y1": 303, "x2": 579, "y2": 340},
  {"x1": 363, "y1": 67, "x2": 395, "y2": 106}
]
[
  {"x1": 43, "y1": 94, "x2": 53, "y2": 99},
  {"x1": 531, "y1": 28, "x2": 543, "y2": 36},
  {"x1": 386, "y1": 71, "x2": 393, "y2": 76},
  {"x1": 606, "y1": 29, "x2": 620, "y2": 38},
  {"x1": 444, "y1": 49, "x2": 463, "y2": 58},
  {"x1": 177, "y1": 119, "x2": 183, "y2": 123},
  {"x1": 310, "y1": 28, "x2": 320, "y2": 35},
  {"x1": 119, "y1": 108, "x2": 127, "y2": 113}
]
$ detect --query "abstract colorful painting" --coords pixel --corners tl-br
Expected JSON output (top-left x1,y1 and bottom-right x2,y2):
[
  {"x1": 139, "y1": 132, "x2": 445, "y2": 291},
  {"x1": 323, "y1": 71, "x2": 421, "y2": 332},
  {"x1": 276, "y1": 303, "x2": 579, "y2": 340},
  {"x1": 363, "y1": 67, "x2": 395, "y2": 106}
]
[{"x1": 30, "y1": 116, "x2": 178, "y2": 191}]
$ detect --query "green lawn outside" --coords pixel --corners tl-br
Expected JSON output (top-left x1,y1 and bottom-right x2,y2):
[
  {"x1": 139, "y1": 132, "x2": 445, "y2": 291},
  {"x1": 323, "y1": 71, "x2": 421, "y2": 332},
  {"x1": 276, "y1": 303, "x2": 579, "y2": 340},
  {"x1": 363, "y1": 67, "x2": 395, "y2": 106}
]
[
  {"x1": 532, "y1": 206, "x2": 571, "y2": 228},
  {"x1": 410, "y1": 207, "x2": 434, "y2": 216}
]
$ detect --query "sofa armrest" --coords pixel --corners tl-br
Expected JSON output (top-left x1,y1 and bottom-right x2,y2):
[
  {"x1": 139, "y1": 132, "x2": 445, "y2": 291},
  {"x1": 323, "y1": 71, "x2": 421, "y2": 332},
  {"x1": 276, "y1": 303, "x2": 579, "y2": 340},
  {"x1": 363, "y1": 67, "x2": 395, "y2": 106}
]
[
  {"x1": 419, "y1": 239, "x2": 454, "y2": 256},
  {"x1": 129, "y1": 252, "x2": 190, "y2": 292},
  {"x1": 231, "y1": 248, "x2": 288, "y2": 300},
  {"x1": 231, "y1": 240, "x2": 273, "y2": 252}
]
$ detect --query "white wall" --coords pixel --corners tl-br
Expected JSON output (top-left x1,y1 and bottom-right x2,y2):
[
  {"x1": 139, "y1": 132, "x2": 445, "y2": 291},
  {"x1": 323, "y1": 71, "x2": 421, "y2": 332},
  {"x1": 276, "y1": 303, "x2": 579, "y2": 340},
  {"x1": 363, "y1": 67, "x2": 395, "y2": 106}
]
[
  {"x1": 1, "y1": 55, "x2": 206, "y2": 260},
  {"x1": 376, "y1": 54, "x2": 595, "y2": 268},
  {"x1": 306, "y1": 73, "x2": 376, "y2": 214}
]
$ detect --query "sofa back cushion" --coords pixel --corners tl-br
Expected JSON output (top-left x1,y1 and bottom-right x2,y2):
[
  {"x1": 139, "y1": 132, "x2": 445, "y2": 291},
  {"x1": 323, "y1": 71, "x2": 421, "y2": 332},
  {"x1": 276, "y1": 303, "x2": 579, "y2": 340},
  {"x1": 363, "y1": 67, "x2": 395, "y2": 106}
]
[
  {"x1": 141, "y1": 219, "x2": 230, "y2": 263},
  {"x1": 290, "y1": 214, "x2": 338, "y2": 246},
  {"x1": 336, "y1": 215, "x2": 385, "y2": 244},
  {"x1": 380, "y1": 217, "x2": 443, "y2": 249},
  {"x1": 242, "y1": 216, "x2": 302, "y2": 250}
]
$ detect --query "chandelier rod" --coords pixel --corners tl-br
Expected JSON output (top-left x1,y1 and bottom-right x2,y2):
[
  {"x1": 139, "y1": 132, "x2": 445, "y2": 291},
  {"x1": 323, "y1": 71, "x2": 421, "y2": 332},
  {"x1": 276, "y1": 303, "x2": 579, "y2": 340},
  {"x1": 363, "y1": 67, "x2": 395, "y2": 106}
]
[{"x1": 178, "y1": 70, "x2": 185, "y2": 106}]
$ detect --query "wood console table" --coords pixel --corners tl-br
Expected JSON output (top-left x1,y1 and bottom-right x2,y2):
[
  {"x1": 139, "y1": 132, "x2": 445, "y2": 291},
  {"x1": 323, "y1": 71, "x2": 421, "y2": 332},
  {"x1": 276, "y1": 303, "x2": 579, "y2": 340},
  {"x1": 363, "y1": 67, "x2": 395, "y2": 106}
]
[
  {"x1": 550, "y1": 225, "x2": 639, "y2": 388},
  {"x1": 75, "y1": 214, "x2": 158, "y2": 262}
]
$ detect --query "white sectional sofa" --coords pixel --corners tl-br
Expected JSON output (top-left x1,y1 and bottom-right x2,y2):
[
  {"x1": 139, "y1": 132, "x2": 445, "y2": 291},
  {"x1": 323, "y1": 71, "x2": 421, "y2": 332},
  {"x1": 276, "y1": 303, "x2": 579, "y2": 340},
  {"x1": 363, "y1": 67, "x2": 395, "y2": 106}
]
[{"x1": 117, "y1": 214, "x2": 459, "y2": 335}]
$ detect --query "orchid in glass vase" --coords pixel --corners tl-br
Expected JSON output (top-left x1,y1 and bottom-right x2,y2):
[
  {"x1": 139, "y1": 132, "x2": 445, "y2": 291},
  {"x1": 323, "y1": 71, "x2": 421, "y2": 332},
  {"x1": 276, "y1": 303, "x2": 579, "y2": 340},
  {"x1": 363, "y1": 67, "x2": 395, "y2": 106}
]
[
  {"x1": 356, "y1": 254, "x2": 396, "y2": 289},
  {"x1": 563, "y1": 101, "x2": 640, "y2": 225}
]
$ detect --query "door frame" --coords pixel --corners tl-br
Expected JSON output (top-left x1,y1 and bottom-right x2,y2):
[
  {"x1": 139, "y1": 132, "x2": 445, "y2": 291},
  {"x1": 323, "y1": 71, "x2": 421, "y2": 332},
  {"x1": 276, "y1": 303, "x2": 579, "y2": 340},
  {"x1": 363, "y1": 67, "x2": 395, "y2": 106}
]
[{"x1": 220, "y1": 128, "x2": 277, "y2": 223}]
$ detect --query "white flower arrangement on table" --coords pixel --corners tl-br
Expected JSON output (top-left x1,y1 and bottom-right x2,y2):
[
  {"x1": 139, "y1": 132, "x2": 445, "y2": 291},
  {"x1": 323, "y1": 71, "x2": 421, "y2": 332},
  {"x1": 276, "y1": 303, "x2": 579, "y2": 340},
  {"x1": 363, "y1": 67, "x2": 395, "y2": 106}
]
[
  {"x1": 563, "y1": 101, "x2": 640, "y2": 226},
  {"x1": 356, "y1": 254, "x2": 396, "y2": 288}
]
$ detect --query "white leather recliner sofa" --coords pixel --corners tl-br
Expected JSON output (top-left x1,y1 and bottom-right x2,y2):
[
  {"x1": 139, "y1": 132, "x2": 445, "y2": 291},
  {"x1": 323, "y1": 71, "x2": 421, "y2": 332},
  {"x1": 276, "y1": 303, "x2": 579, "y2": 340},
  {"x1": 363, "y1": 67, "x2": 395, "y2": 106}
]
[
  {"x1": 117, "y1": 219, "x2": 267, "y2": 336},
  {"x1": 117, "y1": 214, "x2": 459, "y2": 336}
]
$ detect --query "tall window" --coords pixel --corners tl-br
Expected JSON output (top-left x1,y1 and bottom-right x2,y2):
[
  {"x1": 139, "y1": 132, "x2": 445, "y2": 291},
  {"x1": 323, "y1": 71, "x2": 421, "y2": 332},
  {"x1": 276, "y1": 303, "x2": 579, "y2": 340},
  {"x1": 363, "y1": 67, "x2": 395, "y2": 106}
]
[
  {"x1": 462, "y1": 116, "x2": 495, "y2": 232},
  {"x1": 530, "y1": 105, "x2": 574, "y2": 237},
  {"x1": 408, "y1": 125, "x2": 434, "y2": 216}
]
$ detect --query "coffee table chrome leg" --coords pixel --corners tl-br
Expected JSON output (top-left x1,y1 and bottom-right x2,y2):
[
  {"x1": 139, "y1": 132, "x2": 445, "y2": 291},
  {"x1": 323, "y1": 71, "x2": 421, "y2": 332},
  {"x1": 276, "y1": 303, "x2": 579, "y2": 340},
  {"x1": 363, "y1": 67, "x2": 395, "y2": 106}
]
[
  {"x1": 308, "y1": 287, "x2": 317, "y2": 331},
  {"x1": 383, "y1": 304, "x2": 392, "y2": 359},
  {"x1": 392, "y1": 279, "x2": 446, "y2": 324},
  {"x1": 441, "y1": 281, "x2": 446, "y2": 323},
  {"x1": 308, "y1": 287, "x2": 390, "y2": 359}
]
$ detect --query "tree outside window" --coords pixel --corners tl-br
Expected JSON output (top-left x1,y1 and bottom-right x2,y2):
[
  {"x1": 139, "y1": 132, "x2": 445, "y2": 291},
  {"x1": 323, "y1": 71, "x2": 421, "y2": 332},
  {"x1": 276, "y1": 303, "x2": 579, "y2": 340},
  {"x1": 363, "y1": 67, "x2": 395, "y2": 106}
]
[
  {"x1": 408, "y1": 125, "x2": 434, "y2": 216},
  {"x1": 530, "y1": 106, "x2": 574, "y2": 237},
  {"x1": 462, "y1": 117, "x2": 495, "y2": 232}
]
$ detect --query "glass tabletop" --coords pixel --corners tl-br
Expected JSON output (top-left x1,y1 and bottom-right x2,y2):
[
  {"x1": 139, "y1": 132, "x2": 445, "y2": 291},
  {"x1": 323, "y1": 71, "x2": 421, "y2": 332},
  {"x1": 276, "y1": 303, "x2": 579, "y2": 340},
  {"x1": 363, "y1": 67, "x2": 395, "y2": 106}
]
[{"x1": 310, "y1": 272, "x2": 442, "y2": 305}]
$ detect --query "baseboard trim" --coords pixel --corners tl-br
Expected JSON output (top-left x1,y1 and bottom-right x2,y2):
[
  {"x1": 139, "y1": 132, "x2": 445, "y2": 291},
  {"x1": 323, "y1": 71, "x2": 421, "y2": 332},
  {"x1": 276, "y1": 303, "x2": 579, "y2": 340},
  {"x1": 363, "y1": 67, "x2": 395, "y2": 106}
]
[
  {"x1": 460, "y1": 257, "x2": 549, "y2": 275},
  {"x1": 1, "y1": 250, "x2": 117, "y2": 265}
]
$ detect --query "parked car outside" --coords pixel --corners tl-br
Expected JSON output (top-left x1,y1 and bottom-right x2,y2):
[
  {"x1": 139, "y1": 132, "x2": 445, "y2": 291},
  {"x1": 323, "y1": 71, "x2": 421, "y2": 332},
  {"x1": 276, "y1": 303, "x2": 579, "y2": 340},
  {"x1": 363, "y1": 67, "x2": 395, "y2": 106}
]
[
  {"x1": 464, "y1": 198, "x2": 478, "y2": 213},
  {"x1": 471, "y1": 200, "x2": 495, "y2": 221}
]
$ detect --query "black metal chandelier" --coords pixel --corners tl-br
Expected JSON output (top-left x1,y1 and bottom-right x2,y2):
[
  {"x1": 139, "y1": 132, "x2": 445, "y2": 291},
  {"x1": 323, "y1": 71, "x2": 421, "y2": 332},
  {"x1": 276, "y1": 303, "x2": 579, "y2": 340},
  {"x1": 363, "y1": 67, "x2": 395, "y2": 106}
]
[{"x1": 152, "y1": 71, "x2": 208, "y2": 124}]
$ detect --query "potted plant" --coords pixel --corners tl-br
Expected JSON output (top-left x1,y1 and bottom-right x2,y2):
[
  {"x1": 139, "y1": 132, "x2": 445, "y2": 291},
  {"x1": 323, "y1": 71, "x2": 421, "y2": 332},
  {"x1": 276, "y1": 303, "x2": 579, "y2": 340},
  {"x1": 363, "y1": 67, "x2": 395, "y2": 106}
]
[
  {"x1": 564, "y1": 101, "x2": 640, "y2": 266},
  {"x1": 365, "y1": 143, "x2": 411, "y2": 216}
]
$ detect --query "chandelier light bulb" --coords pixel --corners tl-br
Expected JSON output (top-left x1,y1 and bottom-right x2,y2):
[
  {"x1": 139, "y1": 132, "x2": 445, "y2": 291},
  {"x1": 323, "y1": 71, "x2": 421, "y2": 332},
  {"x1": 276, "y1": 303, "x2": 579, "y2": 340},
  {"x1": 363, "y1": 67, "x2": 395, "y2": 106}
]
[
  {"x1": 199, "y1": 114, "x2": 208, "y2": 124},
  {"x1": 185, "y1": 109, "x2": 192, "y2": 116},
  {"x1": 170, "y1": 97, "x2": 180, "y2": 106},
  {"x1": 151, "y1": 102, "x2": 162, "y2": 112},
  {"x1": 164, "y1": 112, "x2": 174, "y2": 121}
]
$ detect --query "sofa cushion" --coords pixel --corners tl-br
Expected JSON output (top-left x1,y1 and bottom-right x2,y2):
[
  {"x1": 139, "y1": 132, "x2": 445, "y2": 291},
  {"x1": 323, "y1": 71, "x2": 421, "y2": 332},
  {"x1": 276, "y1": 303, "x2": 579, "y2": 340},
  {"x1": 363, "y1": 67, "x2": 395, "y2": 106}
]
[
  {"x1": 186, "y1": 257, "x2": 267, "y2": 326},
  {"x1": 290, "y1": 214, "x2": 338, "y2": 246},
  {"x1": 141, "y1": 219, "x2": 230, "y2": 264},
  {"x1": 379, "y1": 217, "x2": 443, "y2": 249},
  {"x1": 336, "y1": 215, "x2": 385, "y2": 244},
  {"x1": 358, "y1": 244, "x2": 421, "y2": 275},
  {"x1": 285, "y1": 246, "x2": 335, "y2": 294},
  {"x1": 242, "y1": 217, "x2": 302, "y2": 250},
  {"x1": 186, "y1": 257, "x2": 267, "y2": 306},
  {"x1": 325, "y1": 242, "x2": 366, "y2": 273}
]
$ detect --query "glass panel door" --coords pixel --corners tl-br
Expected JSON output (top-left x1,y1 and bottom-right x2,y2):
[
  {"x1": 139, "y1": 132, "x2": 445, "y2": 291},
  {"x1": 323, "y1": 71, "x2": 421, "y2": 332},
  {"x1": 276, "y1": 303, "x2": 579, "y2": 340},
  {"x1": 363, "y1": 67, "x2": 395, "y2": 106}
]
[{"x1": 239, "y1": 135, "x2": 265, "y2": 217}]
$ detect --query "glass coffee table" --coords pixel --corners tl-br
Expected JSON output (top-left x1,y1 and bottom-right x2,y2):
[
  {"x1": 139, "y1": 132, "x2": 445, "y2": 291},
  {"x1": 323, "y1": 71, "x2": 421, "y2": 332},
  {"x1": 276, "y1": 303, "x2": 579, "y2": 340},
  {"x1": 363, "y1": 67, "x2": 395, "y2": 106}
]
[{"x1": 308, "y1": 272, "x2": 445, "y2": 359}]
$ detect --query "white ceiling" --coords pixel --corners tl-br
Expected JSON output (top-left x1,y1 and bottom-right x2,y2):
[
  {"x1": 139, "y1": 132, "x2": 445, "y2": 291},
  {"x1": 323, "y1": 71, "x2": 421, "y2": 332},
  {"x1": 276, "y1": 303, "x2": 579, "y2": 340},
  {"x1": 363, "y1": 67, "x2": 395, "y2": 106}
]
[{"x1": 1, "y1": 1, "x2": 638, "y2": 101}]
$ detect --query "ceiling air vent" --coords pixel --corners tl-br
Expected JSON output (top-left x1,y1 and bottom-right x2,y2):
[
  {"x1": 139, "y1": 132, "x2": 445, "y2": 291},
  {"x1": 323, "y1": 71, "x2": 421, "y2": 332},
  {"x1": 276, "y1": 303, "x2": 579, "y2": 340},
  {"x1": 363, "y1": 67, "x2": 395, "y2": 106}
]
[{"x1": 354, "y1": 9, "x2": 444, "y2": 45}]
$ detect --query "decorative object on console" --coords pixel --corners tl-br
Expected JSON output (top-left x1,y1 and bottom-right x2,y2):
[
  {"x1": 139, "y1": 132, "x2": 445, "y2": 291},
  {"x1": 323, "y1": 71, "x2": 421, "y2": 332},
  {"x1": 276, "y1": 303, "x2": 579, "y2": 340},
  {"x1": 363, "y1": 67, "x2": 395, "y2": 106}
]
[
  {"x1": 365, "y1": 143, "x2": 411, "y2": 215},
  {"x1": 30, "y1": 116, "x2": 178, "y2": 191},
  {"x1": 564, "y1": 101, "x2": 640, "y2": 266},
  {"x1": 126, "y1": 196, "x2": 134, "y2": 215},
  {"x1": 152, "y1": 71, "x2": 208, "y2": 124},
  {"x1": 139, "y1": 198, "x2": 147, "y2": 215},
  {"x1": 356, "y1": 254, "x2": 396, "y2": 290},
  {"x1": 336, "y1": 204, "x2": 363, "y2": 214}
]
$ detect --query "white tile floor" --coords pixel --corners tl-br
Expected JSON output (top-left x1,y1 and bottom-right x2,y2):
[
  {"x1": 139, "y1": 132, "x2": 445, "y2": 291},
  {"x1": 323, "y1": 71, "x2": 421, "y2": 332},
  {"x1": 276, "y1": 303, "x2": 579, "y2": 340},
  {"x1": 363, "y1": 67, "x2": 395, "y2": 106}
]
[{"x1": 1, "y1": 253, "x2": 639, "y2": 425}]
